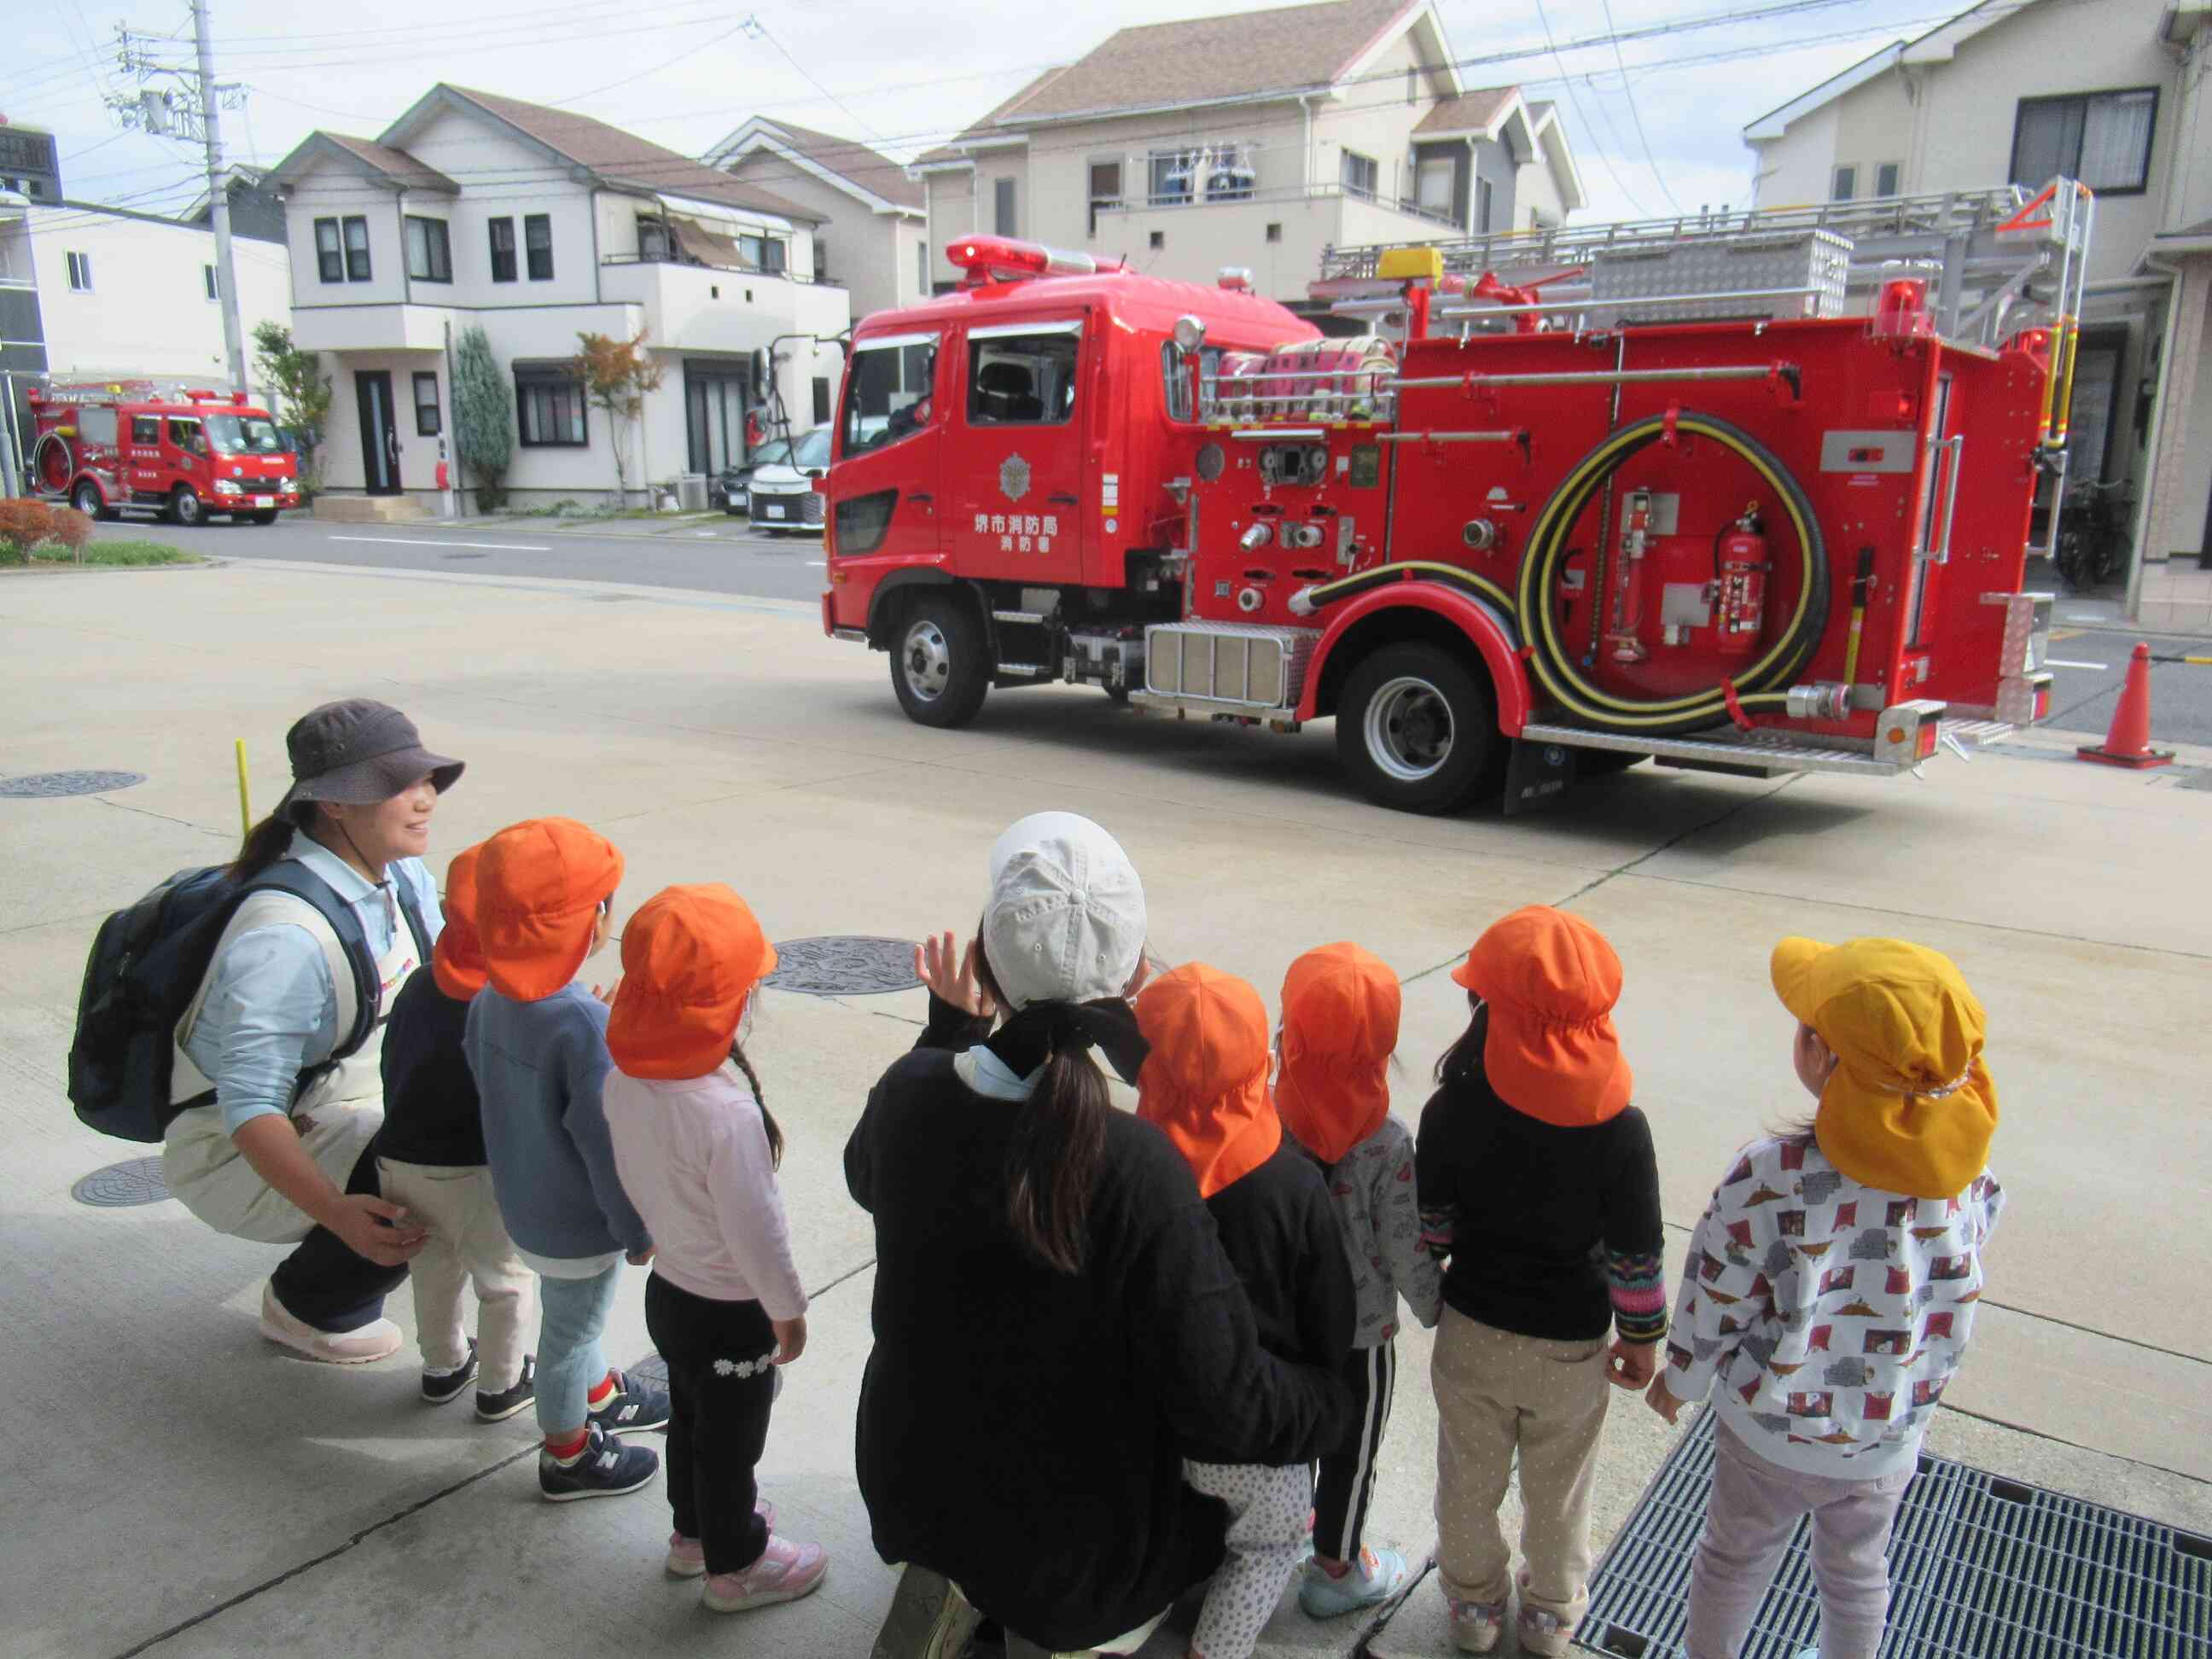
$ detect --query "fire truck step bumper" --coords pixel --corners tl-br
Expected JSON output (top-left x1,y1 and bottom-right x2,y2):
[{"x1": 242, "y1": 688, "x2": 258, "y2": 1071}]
[{"x1": 1519, "y1": 722, "x2": 1966, "y2": 779}]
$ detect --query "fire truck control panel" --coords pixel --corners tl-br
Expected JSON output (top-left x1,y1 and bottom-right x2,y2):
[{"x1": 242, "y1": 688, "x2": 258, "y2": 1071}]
[
  {"x1": 821, "y1": 183, "x2": 2093, "y2": 814},
  {"x1": 29, "y1": 381, "x2": 302, "y2": 527}
]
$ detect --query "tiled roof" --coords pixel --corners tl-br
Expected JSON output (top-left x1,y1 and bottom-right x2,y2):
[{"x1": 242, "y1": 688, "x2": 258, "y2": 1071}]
[
  {"x1": 1412, "y1": 84, "x2": 1519, "y2": 137},
  {"x1": 743, "y1": 118, "x2": 926, "y2": 210},
  {"x1": 436, "y1": 86, "x2": 818, "y2": 222},
  {"x1": 320, "y1": 134, "x2": 460, "y2": 193},
  {"x1": 914, "y1": 67, "x2": 1072, "y2": 165}
]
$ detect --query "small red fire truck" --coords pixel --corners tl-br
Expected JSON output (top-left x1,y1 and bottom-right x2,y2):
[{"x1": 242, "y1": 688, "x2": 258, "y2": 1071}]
[
  {"x1": 28, "y1": 381, "x2": 303, "y2": 527},
  {"x1": 822, "y1": 185, "x2": 2091, "y2": 814}
]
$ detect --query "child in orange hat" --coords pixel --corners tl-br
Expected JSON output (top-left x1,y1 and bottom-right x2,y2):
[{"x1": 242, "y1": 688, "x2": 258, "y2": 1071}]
[
  {"x1": 1274, "y1": 943, "x2": 1440, "y2": 1620},
  {"x1": 1134, "y1": 963, "x2": 1353, "y2": 1659},
  {"x1": 603, "y1": 885, "x2": 828, "y2": 1615},
  {"x1": 375, "y1": 842, "x2": 537, "y2": 1421},
  {"x1": 1648, "y1": 937, "x2": 2004, "y2": 1659},
  {"x1": 468, "y1": 817, "x2": 667, "y2": 1504},
  {"x1": 1416, "y1": 905, "x2": 1666, "y2": 1656}
]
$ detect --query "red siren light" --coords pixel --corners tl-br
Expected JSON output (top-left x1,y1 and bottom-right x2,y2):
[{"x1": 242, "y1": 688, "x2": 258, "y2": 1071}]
[{"x1": 945, "y1": 236, "x2": 1099, "y2": 282}]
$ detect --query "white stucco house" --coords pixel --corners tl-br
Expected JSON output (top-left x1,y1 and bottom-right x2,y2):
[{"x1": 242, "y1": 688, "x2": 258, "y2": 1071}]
[
  {"x1": 268, "y1": 84, "x2": 850, "y2": 514},
  {"x1": 1743, "y1": 0, "x2": 2212, "y2": 623},
  {"x1": 911, "y1": 0, "x2": 1586, "y2": 318}
]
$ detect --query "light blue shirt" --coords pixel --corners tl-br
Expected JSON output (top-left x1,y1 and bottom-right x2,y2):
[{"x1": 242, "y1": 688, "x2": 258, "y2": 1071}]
[
  {"x1": 181, "y1": 831, "x2": 440, "y2": 1135},
  {"x1": 952, "y1": 1043, "x2": 1041, "y2": 1102}
]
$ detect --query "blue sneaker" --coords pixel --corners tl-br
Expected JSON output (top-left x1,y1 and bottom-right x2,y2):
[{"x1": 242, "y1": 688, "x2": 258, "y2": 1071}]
[
  {"x1": 1298, "y1": 1547, "x2": 1409, "y2": 1617},
  {"x1": 538, "y1": 1423, "x2": 659, "y2": 1502},
  {"x1": 589, "y1": 1369, "x2": 671, "y2": 1435}
]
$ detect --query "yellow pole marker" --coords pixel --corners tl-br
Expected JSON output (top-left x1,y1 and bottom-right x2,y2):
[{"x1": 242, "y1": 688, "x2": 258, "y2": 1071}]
[{"x1": 235, "y1": 739, "x2": 253, "y2": 838}]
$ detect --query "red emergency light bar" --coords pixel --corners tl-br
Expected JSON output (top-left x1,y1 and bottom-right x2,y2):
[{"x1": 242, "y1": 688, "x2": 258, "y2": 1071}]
[{"x1": 945, "y1": 235, "x2": 1102, "y2": 282}]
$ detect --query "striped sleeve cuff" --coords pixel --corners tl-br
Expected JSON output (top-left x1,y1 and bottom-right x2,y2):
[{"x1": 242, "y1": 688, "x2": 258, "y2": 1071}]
[
  {"x1": 1605, "y1": 1247, "x2": 1669, "y2": 1343},
  {"x1": 1417, "y1": 1203, "x2": 1457, "y2": 1256}
]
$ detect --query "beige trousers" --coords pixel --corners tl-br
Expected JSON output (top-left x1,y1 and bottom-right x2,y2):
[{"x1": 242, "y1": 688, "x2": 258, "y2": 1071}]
[
  {"x1": 1431, "y1": 1307, "x2": 1611, "y2": 1629},
  {"x1": 375, "y1": 1159, "x2": 535, "y2": 1390}
]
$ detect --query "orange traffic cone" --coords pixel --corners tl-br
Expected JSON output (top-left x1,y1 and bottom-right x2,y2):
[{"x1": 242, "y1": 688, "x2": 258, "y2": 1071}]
[{"x1": 2076, "y1": 643, "x2": 2174, "y2": 769}]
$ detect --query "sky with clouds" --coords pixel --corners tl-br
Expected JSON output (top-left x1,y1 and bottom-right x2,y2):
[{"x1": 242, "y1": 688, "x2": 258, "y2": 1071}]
[{"x1": 3, "y1": 0, "x2": 1968, "y2": 229}]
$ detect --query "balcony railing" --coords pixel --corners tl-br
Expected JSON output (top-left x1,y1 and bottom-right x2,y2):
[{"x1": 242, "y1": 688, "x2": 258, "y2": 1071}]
[
  {"x1": 1093, "y1": 182, "x2": 1465, "y2": 231},
  {"x1": 601, "y1": 252, "x2": 844, "y2": 288}
]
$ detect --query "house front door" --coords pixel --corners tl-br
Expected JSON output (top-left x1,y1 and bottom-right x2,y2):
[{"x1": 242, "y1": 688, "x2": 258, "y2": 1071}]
[{"x1": 356, "y1": 370, "x2": 400, "y2": 495}]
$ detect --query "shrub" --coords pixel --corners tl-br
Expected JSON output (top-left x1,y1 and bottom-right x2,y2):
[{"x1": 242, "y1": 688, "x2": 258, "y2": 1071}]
[
  {"x1": 452, "y1": 326, "x2": 513, "y2": 513},
  {"x1": 0, "y1": 498, "x2": 92, "y2": 562}
]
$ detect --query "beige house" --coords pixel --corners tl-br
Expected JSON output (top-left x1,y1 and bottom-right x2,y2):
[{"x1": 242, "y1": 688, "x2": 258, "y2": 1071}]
[
  {"x1": 1744, "y1": 0, "x2": 2212, "y2": 626},
  {"x1": 706, "y1": 118, "x2": 931, "y2": 328},
  {"x1": 911, "y1": 0, "x2": 1585, "y2": 318}
]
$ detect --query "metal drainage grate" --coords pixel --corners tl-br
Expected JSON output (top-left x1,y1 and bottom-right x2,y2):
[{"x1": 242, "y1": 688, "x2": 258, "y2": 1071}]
[
  {"x1": 765, "y1": 935, "x2": 921, "y2": 997},
  {"x1": 71, "y1": 1156, "x2": 172, "y2": 1207},
  {"x1": 0, "y1": 769, "x2": 147, "y2": 798},
  {"x1": 1578, "y1": 1411, "x2": 2212, "y2": 1657}
]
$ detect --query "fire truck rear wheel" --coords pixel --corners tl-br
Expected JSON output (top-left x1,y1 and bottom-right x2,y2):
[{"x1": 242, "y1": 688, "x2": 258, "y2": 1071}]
[
  {"x1": 891, "y1": 596, "x2": 989, "y2": 729},
  {"x1": 167, "y1": 486, "x2": 205, "y2": 527},
  {"x1": 71, "y1": 480, "x2": 111, "y2": 521},
  {"x1": 1336, "y1": 643, "x2": 1499, "y2": 814}
]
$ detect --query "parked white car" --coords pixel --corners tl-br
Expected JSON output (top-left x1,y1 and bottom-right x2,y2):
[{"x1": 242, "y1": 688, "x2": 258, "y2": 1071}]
[{"x1": 747, "y1": 427, "x2": 830, "y2": 533}]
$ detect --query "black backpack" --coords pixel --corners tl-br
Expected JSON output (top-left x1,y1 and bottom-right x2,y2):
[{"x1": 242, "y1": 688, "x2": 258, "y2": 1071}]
[{"x1": 68, "y1": 861, "x2": 429, "y2": 1143}]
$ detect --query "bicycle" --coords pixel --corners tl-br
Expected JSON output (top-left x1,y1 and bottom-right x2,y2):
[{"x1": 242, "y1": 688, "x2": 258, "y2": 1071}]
[{"x1": 2052, "y1": 480, "x2": 2133, "y2": 591}]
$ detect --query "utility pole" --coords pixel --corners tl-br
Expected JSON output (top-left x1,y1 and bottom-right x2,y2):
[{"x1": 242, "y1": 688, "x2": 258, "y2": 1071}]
[{"x1": 191, "y1": 0, "x2": 247, "y2": 393}]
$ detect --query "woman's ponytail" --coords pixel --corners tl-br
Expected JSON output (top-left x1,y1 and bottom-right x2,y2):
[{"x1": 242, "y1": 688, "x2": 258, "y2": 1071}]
[
  {"x1": 229, "y1": 806, "x2": 306, "y2": 882},
  {"x1": 1004, "y1": 1040, "x2": 1112, "y2": 1275}
]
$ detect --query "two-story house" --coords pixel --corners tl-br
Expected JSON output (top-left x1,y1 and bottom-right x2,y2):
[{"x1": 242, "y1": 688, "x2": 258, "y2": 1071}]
[
  {"x1": 911, "y1": 0, "x2": 1585, "y2": 318},
  {"x1": 705, "y1": 118, "x2": 930, "y2": 327},
  {"x1": 269, "y1": 84, "x2": 851, "y2": 515},
  {"x1": 1744, "y1": 0, "x2": 2212, "y2": 626}
]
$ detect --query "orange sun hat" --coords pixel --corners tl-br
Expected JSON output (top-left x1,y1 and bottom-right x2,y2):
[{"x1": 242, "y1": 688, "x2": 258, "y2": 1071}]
[
  {"x1": 1277, "y1": 942, "x2": 1400, "y2": 1163},
  {"x1": 429, "y1": 842, "x2": 488, "y2": 999},
  {"x1": 607, "y1": 884, "x2": 779, "y2": 1081},
  {"x1": 1134, "y1": 963, "x2": 1281, "y2": 1198},
  {"x1": 474, "y1": 817, "x2": 626, "y2": 1003},
  {"x1": 1450, "y1": 905, "x2": 1633, "y2": 1127}
]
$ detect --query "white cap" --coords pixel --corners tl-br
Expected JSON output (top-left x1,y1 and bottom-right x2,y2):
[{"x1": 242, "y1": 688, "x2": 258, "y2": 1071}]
[{"x1": 982, "y1": 812, "x2": 1147, "y2": 1010}]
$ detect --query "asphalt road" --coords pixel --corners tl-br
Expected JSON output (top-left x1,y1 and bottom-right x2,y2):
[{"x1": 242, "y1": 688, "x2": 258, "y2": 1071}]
[{"x1": 91, "y1": 510, "x2": 2212, "y2": 745}]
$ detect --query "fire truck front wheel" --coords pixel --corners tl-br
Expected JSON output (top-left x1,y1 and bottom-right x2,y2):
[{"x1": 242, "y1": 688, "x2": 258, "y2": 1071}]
[
  {"x1": 71, "y1": 480, "x2": 111, "y2": 522},
  {"x1": 167, "y1": 486, "x2": 205, "y2": 527},
  {"x1": 890, "y1": 596, "x2": 990, "y2": 729},
  {"x1": 1336, "y1": 643, "x2": 1500, "y2": 814}
]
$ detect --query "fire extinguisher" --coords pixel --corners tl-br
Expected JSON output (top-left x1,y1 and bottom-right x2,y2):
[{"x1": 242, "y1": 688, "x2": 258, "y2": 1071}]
[
  {"x1": 745, "y1": 410, "x2": 765, "y2": 450},
  {"x1": 1714, "y1": 504, "x2": 1769, "y2": 659},
  {"x1": 435, "y1": 437, "x2": 450, "y2": 492}
]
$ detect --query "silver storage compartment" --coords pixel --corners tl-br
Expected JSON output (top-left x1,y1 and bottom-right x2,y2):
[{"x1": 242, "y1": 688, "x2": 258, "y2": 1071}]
[
  {"x1": 1588, "y1": 230, "x2": 1851, "y2": 323},
  {"x1": 1144, "y1": 622, "x2": 1318, "y2": 710}
]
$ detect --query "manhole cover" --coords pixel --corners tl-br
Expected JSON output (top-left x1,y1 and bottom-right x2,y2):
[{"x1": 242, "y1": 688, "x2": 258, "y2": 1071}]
[
  {"x1": 71, "y1": 1156, "x2": 171, "y2": 1207},
  {"x1": 0, "y1": 770, "x2": 147, "y2": 798},
  {"x1": 764, "y1": 935, "x2": 920, "y2": 997}
]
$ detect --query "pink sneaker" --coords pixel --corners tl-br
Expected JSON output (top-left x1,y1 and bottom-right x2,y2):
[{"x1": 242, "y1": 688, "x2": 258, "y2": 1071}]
[
  {"x1": 701, "y1": 1534, "x2": 827, "y2": 1612},
  {"x1": 664, "y1": 1503, "x2": 777, "y2": 1577}
]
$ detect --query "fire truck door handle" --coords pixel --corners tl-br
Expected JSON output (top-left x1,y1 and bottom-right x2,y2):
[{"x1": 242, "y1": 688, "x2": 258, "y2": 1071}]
[
  {"x1": 1925, "y1": 434, "x2": 1964, "y2": 565},
  {"x1": 1048, "y1": 492, "x2": 1079, "y2": 505},
  {"x1": 907, "y1": 492, "x2": 933, "y2": 504}
]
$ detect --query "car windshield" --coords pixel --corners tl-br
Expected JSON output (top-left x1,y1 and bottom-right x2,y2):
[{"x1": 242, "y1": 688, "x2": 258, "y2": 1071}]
[
  {"x1": 738, "y1": 439, "x2": 790, "y2": 472},
  {"x1": 206, "y1": 414, "x2": 288, "y2": 455},
  {"x1": 790, "y1": 428, "x2": 833, "y2": 469}
]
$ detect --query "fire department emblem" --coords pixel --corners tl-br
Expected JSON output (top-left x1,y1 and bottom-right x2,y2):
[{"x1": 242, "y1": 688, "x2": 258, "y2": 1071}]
[{"x1": 998, "y1": 453, "x2": 1032, "y2": 504}]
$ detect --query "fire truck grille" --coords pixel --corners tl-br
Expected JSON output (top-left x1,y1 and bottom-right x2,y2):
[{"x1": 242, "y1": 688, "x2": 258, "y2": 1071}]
[{"x1": 1578, "y1": 1411, "x2": 2211, "y2": 1657}]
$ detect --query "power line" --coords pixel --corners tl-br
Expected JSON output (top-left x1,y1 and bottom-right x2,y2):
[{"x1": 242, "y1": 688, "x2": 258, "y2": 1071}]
[
  {"x1": 750, "y1": 16, "x2": 889, "y2": 144},
  {"x1": 1598, "y1": 0, "x2": 1685, "y2": 211},
  {"x1": 1531, "y1": 0, "x2": 1653, "y2": 217},
  {"x1": 547, "y1": 14, "x2": 765, "y2": 108}
]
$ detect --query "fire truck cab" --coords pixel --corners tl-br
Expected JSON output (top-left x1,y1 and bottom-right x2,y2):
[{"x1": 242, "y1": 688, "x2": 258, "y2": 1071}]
[
  {"x1": 29, "y1": 382, "x2": 303, "y2": 527},
  {"x1": 824, "y1": 189, "x2": 2092, "y2": 815}
]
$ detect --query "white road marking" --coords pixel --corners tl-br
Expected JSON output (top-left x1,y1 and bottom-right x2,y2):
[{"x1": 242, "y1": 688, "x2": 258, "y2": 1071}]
[
  {"x1": 328, "y1": 535, "x2": 552, "y2": 552},
  {"x1": 805, "y1": 560, "x2": 826, "y2": 567},
  {"x1": 2046, "y1": 658, "x2": 2110, "y2": 671}
]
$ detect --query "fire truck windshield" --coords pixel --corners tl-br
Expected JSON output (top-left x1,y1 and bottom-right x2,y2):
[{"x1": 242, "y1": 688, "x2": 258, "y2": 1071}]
[{"x1": 206, "y1": 413, "x2": 288, "y2": 456}]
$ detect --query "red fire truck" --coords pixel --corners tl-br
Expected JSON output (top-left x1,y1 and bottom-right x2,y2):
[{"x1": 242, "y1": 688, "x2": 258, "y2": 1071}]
[
  {"x1": 28, "y1": 381, "x2": 303, "y2": 527},
  {"x1": 822, "y1": 184, "x2": 2091, "y2": 813}
]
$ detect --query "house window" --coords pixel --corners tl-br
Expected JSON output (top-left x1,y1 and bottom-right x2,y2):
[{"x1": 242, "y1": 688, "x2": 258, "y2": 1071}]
[
  {"x1": 1266, "y1": 222, "x2": 1282, "y2": 243},
  {"x1": 1476, "y1": 176, "x2": 1494, "y2": 234},
  {"x1": 1149, "y1": 149, "x2": 1198, "y2": 206},
  {"x1": 405, "y1": 216, "x2": 451, "y2": 282},
  {"x1": 488, "y1": 217, "x2": 516, "y2": 282},
  {"x1": 734, "y1": 231, "x2": 786, "y2": 274},
  {"x1": 1088, "y1": 160, "x2": 1122, "y2": 235},
  {"x1": 1341, "y1": 150, "x2": 1379, "y2": 201},
  {"x1": 812, "y1": 375, "x2": 831, "y2": 424},
  {"x1": 969, "y1": 327, "x2": 1080, "y2": 427},
  {"x1": 203, "y1": 264, "x2": 218, "y2": 301},
  {"x1": 1875, "y1": 161, "x2": 1901, "y2": 198},
  {"x1": 1205, "y1": 143, "x2": 1254, "y2": 201},
  {"x1": 638, "y1": 215, "x2": 671, "y2": 261},
  {"x1": 66, "y1": 251, "x2": 92, "y2": 291},
  {"x1": 1414, "y1": 151, "x2": 1454, "y2": 218},
  {"x1": 1831, "y1": 165, "x2": 1857, "y2": 202},
  {"x1": 314, "y1": 218, "x2": 343, "y2": 283},
  {"x1": 515, "y1": 368, "x2": 586, "y2": 446},
  {"x1": 1150, "y1": 230, "x2": 1165, "y2": 249},
  {"x1": 524, "y1": 213, "x2": 553, "y2": 281},
  {"x1": 342, "y1": 215, "x2": 371, "y2": 282},
  {"x1": 2011, "y1": 88, "x2": 2158, "y2": 194},
  {"x1": 816, "y1": 237, "x2": 829, "y2": 281},
  {"x1": 917, "y1": 239, "x2": 928, "y2": 296},
  {"x1": 413, "y1": 371, "x2": 441, "y2": 436},
  {"x1": 994, "y1": 177, "x2": 1017, "y2": 236}
]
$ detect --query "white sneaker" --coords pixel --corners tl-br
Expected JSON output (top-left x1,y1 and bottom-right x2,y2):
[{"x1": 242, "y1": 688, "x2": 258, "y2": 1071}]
[{"x1": 259, "y1": 1283, "x2": 402, "y2": 1364}]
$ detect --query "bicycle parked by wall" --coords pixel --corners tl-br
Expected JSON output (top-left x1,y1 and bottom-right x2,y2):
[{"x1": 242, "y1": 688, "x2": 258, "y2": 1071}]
[{"x1": 2053, "y1": 479, "x2": 2133, "y2": 591}]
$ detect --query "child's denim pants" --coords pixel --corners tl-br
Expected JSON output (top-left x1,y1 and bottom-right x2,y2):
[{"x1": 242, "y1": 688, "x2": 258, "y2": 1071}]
[{"x1": 534, "y1": 1260, "x2": 622, "y2": 1435}]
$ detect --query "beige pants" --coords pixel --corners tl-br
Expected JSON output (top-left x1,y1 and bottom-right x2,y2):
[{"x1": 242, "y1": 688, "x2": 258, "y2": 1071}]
[
  {"x1": 1431, "y1": 1307, "x2": 1611, "y2": 1629},
  {"x1": 163, "y1": 1102, "x2": 381, "y2": 1245},
  {"x1": 375, "y1": 1160, "x2": 535, "y2": 1390}
]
